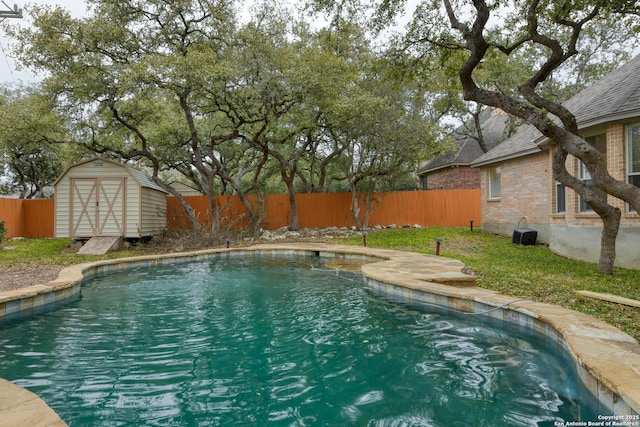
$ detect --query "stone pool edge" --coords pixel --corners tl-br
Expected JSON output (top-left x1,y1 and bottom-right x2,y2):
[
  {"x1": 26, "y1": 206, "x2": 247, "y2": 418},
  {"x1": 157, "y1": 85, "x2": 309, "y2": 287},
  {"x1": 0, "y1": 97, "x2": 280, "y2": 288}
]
[{"x1": 0, "y1": 243, "x2": 638, "y2": 425}]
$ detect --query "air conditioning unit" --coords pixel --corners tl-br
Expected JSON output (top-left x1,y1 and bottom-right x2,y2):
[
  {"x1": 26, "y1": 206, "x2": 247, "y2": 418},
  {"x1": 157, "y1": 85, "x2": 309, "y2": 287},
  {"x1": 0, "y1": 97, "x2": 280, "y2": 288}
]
[{"x1": 512, "y1": 228, "x2": 537, "y2": 245}]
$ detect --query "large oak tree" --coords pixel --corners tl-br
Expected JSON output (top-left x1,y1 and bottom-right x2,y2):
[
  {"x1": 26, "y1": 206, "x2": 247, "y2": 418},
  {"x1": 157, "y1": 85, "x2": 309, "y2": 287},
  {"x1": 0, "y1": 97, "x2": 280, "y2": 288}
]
[
  {"x1": 0, "y1": 85, "x2": 70, "y2": 198},
  {"x1": 429, "y1": 0, "x2": 640, "y2": 274},
  {"x1": 327, "y1": 0, "x2": 640, "y2": 274}
]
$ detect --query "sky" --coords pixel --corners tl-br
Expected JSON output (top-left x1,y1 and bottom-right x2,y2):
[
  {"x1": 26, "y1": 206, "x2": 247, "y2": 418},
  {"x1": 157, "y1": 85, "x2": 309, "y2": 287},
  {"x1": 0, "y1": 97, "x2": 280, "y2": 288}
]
[
  {"x1": 4, "y1": 1, "x2": 634, "y2": 87},
  {"x1": 0, "y1": 0, "x2": 416, "y2": 85},
  {"x1": 0, "y1": 0, "x2": 89, "y2": 84},
  {"x1": 0, "y1": 0, "x2": 348, "y2": 84}
]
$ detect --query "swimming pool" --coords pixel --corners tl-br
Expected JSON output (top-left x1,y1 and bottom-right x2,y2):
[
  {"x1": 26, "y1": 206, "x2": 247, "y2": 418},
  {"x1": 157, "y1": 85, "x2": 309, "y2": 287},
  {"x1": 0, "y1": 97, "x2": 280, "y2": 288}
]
[{"x1": 0, "y1": 254, "x2": 603, "y2": 426}]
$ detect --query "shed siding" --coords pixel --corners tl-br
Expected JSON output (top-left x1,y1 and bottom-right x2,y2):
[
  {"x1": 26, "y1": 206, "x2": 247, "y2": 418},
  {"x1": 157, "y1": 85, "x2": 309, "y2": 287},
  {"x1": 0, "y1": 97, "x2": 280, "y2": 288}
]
[
  {"x1": 55, "y1": 159, "x2": 166, "y2": 239},
  {"x1": 123, "y1": 177, "x2": 142, "y2": 238},
  {"x1": 140, "y1": 189, "x2": 168, "y2": 236},
  {"x1": 55, "y1": 176, "x2": 70, "y2": 238}
]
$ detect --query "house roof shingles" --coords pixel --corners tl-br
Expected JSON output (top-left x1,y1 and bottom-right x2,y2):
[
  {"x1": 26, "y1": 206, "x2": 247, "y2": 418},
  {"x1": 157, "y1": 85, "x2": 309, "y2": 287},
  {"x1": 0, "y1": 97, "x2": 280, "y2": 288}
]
[
  {"x1": 420, "y1": 108, "x2": 509, "y2": 173},
  {"x1": 471, "y1": 54, "x2": 640, "y2": 167}
]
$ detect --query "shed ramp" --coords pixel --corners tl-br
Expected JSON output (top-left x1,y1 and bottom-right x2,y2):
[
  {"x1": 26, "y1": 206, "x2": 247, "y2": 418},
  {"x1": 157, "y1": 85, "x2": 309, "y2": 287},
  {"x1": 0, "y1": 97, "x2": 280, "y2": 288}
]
[{"x1": 78, "y1": 236, "x2": 122, "y2": 255}]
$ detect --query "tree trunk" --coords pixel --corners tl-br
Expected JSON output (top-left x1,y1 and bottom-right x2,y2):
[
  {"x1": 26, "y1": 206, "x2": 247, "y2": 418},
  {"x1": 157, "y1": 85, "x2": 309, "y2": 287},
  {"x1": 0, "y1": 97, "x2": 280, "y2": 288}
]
[
  {"x1": 361, "y1": 191, "x2": 376, "y2": 230},
  {"x1": 253, "y1": 191, "x2": 267, "y2": 240},
  {"x1": 152, "y1": 178, "x2": 203, "y2": 232},
  {"x1": 441, "y1": 0, "x2": 640, "y2": 273},
  {"x1": 234, "y1": 189, "x2": 266, "y2": 240},
  {"x1": 285, "y1": 178, "x2": 300, "y2": 231},
  {"x1": 173, "y1": 193, "x2": 202, "y2": 231},
  {"x1": 598, "y1": 207, "x2": 620, "y2": 275},
  {"x1": 349, "y1": 182, "x2": 363, "y2": 231},
  {"x1": 552, "y1": 148, "x2": 619, "y2": 274},
  {"x1": 208, "y1": 194, "x2": 221, "y2": 239},
  {"x1": 269, "y1": 149, "x2": 304, "y2": 232},
  {"x1": 471, "y1": 106, "x2": 489, "y2": 153}
]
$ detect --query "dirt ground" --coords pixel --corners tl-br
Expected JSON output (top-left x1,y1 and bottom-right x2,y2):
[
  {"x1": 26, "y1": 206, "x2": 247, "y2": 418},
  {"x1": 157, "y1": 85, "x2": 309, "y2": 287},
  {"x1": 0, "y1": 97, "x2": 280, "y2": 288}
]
[{"x1": 1, "y1": 266, "x2": 64, "y2": 292}]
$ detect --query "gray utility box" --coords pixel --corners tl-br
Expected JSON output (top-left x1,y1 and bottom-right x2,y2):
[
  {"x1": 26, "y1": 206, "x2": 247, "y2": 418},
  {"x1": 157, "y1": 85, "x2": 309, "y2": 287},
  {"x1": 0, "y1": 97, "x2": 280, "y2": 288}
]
[{"x1": 512, "y1": 228, "x2": 537, "y2": 246}]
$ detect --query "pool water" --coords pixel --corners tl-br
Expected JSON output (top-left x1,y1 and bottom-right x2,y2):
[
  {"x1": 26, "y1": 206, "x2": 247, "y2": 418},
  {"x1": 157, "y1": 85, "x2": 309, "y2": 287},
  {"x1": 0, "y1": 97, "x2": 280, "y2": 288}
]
[{"x1": 0, "y1": 255, "x2": 600, "y2": 426}]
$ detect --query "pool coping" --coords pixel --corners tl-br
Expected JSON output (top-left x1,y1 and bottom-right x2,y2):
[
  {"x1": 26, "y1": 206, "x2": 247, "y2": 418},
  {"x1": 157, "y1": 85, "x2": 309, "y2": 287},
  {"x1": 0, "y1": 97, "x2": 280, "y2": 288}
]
[{"x1": 1, "y1": 243, "x2": 639, "y2": 425}]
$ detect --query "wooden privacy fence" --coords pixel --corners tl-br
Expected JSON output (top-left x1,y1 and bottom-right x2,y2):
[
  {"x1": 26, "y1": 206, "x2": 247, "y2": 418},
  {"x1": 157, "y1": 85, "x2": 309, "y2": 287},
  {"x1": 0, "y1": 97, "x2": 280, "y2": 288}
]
[
  {"x1": 0, "y1": 198, "x2": 54, "y2": 239},
  {"x1": 166, "y1": 190, "x2": 481, "y2": 231},
  {"x1": 0, "y1": 189, "x2": 480, "y2": 239}
]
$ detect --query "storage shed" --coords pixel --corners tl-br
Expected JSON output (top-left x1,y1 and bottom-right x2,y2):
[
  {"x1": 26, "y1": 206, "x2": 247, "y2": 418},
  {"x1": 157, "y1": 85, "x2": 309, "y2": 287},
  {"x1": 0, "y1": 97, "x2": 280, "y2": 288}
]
[
  {"x1": 54, "y1": 157, "x2": 168, "y2": 239},
  {"x1": 168, "y1": 181, "x2": 203, "y2": 197}
]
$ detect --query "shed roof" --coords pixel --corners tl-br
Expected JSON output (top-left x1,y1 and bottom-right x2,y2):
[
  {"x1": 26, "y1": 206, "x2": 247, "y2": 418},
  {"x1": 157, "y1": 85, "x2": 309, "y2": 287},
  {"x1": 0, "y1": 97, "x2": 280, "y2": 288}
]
[
  {"x1": 54, "y1": 157, "x2": 168, "y2": 193},
  {"x1": 168, "y1": 181, "x2": 203, "y2": 195},
  {"x1": 127, "y1": 166, "x2": 168, "y2": 193},
  {"x1": 471, "y1": 54, "x2": 640, "y2": 167}
]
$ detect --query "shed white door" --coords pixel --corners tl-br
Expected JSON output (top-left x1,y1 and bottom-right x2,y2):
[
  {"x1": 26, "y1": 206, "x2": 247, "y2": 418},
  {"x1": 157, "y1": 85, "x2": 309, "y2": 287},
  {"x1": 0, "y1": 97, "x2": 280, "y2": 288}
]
[{"x1": 70, "y1": 178, "x2": 126, "y2": 237}]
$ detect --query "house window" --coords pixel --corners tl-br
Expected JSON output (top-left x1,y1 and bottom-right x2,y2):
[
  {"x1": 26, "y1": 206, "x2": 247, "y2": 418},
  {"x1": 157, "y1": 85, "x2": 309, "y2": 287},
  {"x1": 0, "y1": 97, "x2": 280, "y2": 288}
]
[
  {"x1": 627, "y1": 124, "x2": 640, "y2": 212},
  {"x1": 489, "y1": 166, "x2": 500, "y2": 199},
  {"x1": 578, "y1": 133, "x2": 607, "y2": 212},
  {"x1": 555, "y1": 181, "x2": 566, "y2": 213}
]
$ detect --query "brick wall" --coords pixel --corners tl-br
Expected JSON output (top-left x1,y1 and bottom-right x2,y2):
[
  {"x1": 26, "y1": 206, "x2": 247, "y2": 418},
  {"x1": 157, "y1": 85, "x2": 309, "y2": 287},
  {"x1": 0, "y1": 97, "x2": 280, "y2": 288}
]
[
  {"x1": 481, "y1": 122, "x2": 640, "y2": 240},
  {"x1": 481, "y1": 151, "x2": 551, "y2": 231},
  {"x1": 424, "y1": 166, "x2": 481, "y2": 190},
  {"x1": 551, "y1": 124, "x2": 640, "y2": 228}
]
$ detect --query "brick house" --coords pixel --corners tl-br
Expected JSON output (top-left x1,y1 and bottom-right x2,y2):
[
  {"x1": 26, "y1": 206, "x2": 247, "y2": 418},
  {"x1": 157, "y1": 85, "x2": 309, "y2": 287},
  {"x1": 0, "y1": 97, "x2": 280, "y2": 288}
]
[
  {"x1": 471, "y1": 55, "x2": 640, "y2": 269},
  {"x1": 418, "y1": 108, "x2": 509, "y2": 190}
]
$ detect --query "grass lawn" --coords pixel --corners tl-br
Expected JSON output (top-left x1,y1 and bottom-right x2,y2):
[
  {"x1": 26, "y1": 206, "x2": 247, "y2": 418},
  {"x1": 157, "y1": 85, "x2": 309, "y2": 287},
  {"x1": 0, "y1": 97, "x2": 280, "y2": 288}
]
[
  {"x1": 0, "y1": 238, "x2": 144, "y2": 268},
  {"x1": 2, "y1": 228, "x2": 639, "y2": 342},
  {"x1": 340, "y1": 227, "x2": 640, "y2": 342}
]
